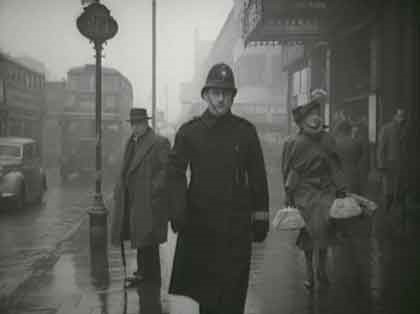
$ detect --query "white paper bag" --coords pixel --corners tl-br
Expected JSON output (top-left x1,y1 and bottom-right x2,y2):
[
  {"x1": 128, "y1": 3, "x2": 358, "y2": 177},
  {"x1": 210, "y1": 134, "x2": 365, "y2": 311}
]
[
  {"x1": 329, "y1": 197, "x2": 362, "y2": 219},
  {"x1": 348, "y1": 193, "x2": 378, "y2": 216},
  {"x1": 272, "y1": 207, "x2": 305, "y2": 230}
]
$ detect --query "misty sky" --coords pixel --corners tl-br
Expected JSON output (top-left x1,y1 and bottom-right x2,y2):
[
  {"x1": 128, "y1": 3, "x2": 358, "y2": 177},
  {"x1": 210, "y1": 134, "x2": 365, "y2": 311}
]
[{"x1": 0, "y1": 0, "x2": 233, "y2": 121}]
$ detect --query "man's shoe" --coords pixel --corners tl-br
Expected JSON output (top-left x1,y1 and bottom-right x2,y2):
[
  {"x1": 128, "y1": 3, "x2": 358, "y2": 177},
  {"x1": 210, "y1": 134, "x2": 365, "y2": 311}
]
[{"x1": 304, "y1": 279, "x2": 314, "y2": 290}]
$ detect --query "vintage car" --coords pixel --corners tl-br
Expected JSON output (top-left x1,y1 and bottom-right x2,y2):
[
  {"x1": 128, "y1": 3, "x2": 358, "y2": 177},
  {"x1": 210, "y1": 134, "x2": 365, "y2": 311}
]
[{"x1": 0, "y1": 137, "x2": 47, "y2": 209}]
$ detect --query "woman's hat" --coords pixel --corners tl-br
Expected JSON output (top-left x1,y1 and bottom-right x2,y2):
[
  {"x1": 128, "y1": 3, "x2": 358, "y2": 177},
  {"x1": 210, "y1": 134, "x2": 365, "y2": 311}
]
[
  {"x1": 292, "y1": 100, "x2": 321, "y2": 124},
  {"x1": 127, "y1": 108, "x2": 152, "y2": 122}
]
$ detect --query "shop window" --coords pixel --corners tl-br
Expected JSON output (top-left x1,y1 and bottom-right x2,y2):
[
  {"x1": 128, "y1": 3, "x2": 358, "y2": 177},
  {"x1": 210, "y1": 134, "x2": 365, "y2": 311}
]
[
  {"x1": 24, "y1": 121, "x2": 32, "y2": 138},
  {"x1": 23, "y1": 143, "x2": 34, "y2": 161},
  {"x1": 9, "y1": 119, "x2": 22, "y2": 136}
]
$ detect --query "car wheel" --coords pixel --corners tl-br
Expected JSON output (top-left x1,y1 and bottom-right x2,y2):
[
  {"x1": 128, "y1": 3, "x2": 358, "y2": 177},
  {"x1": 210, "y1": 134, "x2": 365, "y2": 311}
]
[
  {"x1": 15, "y1": 186, "x2": 25, "y2": 210},
  {"x1": 60, "y1": 168, "x2": 68, "y2": 184},
  {"x1": 42, "y1": 174, "x2": 47, "y2": 191},
  {"x1": 36, "y1": 176, "x2": 46, "y2": 204}
]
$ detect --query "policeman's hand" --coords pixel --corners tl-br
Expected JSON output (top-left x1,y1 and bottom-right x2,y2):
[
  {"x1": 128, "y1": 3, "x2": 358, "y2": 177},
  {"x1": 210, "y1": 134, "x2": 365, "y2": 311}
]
[
  {"x1": 170, "y1": 218, "x2": 186, "y2": 234},
  {"x1": 253, "y1": 217, "x2": 269, "y2": 243}
]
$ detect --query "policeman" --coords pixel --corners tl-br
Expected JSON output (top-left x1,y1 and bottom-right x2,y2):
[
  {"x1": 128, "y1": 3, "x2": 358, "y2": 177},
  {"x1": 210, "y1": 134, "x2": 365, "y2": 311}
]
[{"x1": 168, "y1": 63, "x2": 269, "y2": 314}]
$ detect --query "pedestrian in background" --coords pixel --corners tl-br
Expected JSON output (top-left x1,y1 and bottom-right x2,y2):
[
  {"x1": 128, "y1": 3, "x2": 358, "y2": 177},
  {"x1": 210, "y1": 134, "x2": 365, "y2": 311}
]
[
  {"x1": 282, "y1": 100, "x2": 347, "y2": 289},
  {"x1": 168, "y1": 63, "x2": 269, "y2": 314},
  {"x1": 110, "y1": 108, "x2": 170, "y2": 286},
  {"x1": 351, "y1": 115, "x2": 370, "y2": 194},
  {"x1": 377, "y1": 108, "x2": 407, "y2": 212},
  {"x1": 334, "y1": 120, "x2": 364, "y2": 194},
  {"x1": 331, "y1": 108, "x2": 347, "y2": 136}
]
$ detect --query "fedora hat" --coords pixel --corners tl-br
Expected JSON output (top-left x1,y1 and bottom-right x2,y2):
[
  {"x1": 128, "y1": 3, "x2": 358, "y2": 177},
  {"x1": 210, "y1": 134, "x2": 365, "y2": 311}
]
[{"x1": 127, "y1": 108, "x2": 152, "y2": 122}]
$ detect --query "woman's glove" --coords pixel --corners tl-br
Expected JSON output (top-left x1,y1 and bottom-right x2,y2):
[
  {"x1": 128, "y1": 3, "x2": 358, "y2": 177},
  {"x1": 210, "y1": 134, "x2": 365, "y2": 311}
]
[
  {"x1": 335, "y1": 188, "x2": 347, "y2": 199},
  {"x1": 284, "y1": 188, "x2": 295, "y2": 207}
]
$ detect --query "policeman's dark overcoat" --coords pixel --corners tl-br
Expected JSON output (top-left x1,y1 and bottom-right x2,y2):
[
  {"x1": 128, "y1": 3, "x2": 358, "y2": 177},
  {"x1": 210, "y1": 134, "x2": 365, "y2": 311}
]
[{"x1": 168, "y1": 110, "x2": 269, "y2": 312}]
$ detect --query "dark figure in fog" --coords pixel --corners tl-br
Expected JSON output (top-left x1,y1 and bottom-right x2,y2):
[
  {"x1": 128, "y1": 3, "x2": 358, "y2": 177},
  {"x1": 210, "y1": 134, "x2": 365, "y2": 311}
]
[
  {"x1": 331, "y1": 109, "x2": 347, "y2": 136},
  {"x1": 110, "y1": 108, "x2": 170, "y2": 286},
  {"x1": 168, "y1": 63, "x2": 269, "y2": 314},
  {"x1": 334, "y1": 120, "x2": 364, "y2": 194},
  {"x1": 351, "y1": 116, "x2": 370, "y2": 193},
  {"x1": 377, "y1": 108, "x2": 407, "y2": 212},
  {"x1": 282, "y1": 100, "x2": 347, "y2": 289}
]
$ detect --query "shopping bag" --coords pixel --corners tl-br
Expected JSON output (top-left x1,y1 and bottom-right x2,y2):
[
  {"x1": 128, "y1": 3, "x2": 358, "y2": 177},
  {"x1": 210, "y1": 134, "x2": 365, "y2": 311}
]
[
  {"x1": 329, "y1": 197, "x2": 362, "y2": 219},
  {"x1": 272, "y1": 207, "x2": 305, "y2": 230},
  {"x1": 348, "y1": 193, "x2": 378, "y2": 216}
]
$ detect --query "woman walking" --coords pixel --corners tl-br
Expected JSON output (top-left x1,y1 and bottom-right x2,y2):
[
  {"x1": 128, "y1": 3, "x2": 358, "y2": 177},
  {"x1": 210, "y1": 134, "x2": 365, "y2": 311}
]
[{"x1": 282, "y1": 100, "x2": 347, "y2": 289}]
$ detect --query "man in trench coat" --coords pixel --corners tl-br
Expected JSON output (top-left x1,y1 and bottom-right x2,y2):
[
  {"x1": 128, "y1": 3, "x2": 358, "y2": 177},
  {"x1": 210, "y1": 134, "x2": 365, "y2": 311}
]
[
  {"x1": 111, "y1": 108, "x2": 170, "y2": 285},
  {"x1": 167, "y1": 63, "x2": 269, "y2": 314}
]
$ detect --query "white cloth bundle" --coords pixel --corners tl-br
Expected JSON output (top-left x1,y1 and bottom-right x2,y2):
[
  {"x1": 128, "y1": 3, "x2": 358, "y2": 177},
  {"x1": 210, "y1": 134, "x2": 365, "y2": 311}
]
[
  {"x1": 272, "y1": 207, "x2": 306, "y2": 230},
  {"x1": 329, "y1": 197, "x2": 362, "y2": 219},
  {"x1": 348, "y1": 193, "x2": 378, "y2": 216}
]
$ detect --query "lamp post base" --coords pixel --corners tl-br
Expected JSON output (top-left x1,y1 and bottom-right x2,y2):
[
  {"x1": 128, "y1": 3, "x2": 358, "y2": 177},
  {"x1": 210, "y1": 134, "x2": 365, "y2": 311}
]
[{"x1": 89, "y1": 193, "x2": 108, "y2": 251}]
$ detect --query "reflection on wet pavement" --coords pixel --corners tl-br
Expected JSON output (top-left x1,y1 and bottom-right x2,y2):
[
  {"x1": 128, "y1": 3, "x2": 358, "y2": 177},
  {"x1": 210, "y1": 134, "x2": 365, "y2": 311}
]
[{"x1": 3, "y1": 170, "x2": 420, "y2": 314}]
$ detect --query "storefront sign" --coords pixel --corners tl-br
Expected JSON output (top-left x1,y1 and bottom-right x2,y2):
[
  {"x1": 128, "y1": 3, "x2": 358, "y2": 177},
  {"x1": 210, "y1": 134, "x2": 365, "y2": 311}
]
[{"x1": 242, "y1": 0, "x2": 328, "y2": 45}]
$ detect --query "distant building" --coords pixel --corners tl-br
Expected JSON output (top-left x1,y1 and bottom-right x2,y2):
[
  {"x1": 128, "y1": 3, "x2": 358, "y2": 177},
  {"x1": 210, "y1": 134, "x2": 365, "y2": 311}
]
[
  {"x1": 0, "y1": 52, "x2": 46, "y2": 149},
  {"x1": 178, "y1": 30, "x2": 214, "y2": 123},
  {"x1": 43, "y1": 80, "x2": 67, "y2": 166}
]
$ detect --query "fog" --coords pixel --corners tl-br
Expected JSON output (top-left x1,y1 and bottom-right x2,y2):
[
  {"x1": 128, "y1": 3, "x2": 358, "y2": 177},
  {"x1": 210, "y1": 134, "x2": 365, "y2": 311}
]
[{"x1": 0, "y1": 0, "x2": 233, "y2": 122}]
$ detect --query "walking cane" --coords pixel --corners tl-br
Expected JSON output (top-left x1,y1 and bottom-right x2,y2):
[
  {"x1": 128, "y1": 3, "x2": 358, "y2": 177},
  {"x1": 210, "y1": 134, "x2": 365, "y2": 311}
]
[{"x1": 121, "y1": 241, "x2": 127, "y2": 279}]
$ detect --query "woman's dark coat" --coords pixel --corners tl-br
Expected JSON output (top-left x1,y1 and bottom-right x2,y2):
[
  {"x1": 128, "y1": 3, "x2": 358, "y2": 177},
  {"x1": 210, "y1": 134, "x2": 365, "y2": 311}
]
[
  {"x1": 167, "y1": 111, "x2": 269, "y2": 313},
  {"x1": 282, "y1": 131, "x2": 346, "y2": 249}
]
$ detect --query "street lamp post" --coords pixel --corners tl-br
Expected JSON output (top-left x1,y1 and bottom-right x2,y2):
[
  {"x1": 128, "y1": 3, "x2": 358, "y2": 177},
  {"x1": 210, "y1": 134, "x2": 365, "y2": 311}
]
[
  {"x1": 152, "y1": 0, "x2": 157, "y2": 130},
  {"x1": 76, "y1": 0, "x2": 118, "y2": 247}
]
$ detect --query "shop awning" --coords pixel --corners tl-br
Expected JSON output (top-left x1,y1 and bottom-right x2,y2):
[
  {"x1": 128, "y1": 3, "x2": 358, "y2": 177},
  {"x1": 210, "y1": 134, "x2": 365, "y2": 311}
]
[{"x1": 242, "y1": 0, "x2": 328, "y2": 45}]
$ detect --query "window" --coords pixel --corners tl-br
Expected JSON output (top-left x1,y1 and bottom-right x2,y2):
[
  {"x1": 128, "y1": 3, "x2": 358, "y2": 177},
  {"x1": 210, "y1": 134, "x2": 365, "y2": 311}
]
[
  {"x1": 0, "y1": 144, "x2": 21, "y2": 158},
  {"x1": 23, "y1": 144, "x2": 34, "y2": 161},
  {"x1": 33, "y1": 143, "x2": 39, "y2": 158}
]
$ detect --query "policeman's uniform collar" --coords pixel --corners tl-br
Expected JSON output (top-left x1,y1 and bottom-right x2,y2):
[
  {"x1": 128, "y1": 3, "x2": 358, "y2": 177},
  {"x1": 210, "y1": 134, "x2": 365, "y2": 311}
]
[{"x1": 201, "y1": 109, "x2": 232, "y2": 128}]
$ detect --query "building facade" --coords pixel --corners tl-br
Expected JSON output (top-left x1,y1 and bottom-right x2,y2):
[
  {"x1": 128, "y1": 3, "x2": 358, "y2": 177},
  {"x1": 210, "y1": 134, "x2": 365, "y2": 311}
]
[
  {"x1": 241, "y1": 0, "x2": 420, "y2": 190},
  {"x1": 0, "y1": 52, "x2": 46, "y2": 147}
]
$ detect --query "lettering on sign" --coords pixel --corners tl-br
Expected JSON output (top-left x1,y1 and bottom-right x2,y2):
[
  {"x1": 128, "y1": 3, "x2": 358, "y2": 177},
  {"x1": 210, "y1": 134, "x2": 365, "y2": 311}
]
[{"x1": 295, "y1": 1, "x2": 327, "y2": 9}]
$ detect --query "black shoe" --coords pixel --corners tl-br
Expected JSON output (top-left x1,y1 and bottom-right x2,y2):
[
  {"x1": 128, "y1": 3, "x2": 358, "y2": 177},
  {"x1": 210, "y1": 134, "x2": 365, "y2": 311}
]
[{"x1": 317, "y1": 271, "x2": 330, "y2": 286}]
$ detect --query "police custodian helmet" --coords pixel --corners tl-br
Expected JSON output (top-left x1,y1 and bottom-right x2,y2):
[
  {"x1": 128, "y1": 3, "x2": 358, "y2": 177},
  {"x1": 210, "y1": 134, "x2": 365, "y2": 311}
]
[{"x1": 201, "y1": 63, "x2": 237, "y2": 99}]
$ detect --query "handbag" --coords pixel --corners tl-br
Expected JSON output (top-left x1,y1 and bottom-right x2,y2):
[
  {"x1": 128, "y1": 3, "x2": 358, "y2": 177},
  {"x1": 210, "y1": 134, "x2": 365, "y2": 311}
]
[
  {"x1": 272, "y1": 207, "x2": 305, "y2": 230},
  {"x1": 329, "y1": 196, "x2": 362, "y2": 219},
  {"x1": 347, "y1": 193, "x2": 378, "y2": 216}
]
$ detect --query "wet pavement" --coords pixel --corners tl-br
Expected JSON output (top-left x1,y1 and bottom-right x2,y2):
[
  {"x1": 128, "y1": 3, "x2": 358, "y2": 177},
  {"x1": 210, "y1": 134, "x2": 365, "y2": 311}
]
[
  {"x1": 0, "y1": 168, "x2": 113, "y2": 305},
  {"x1": 1, "y1": 169, "x2": 420, "y2": 314}
]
